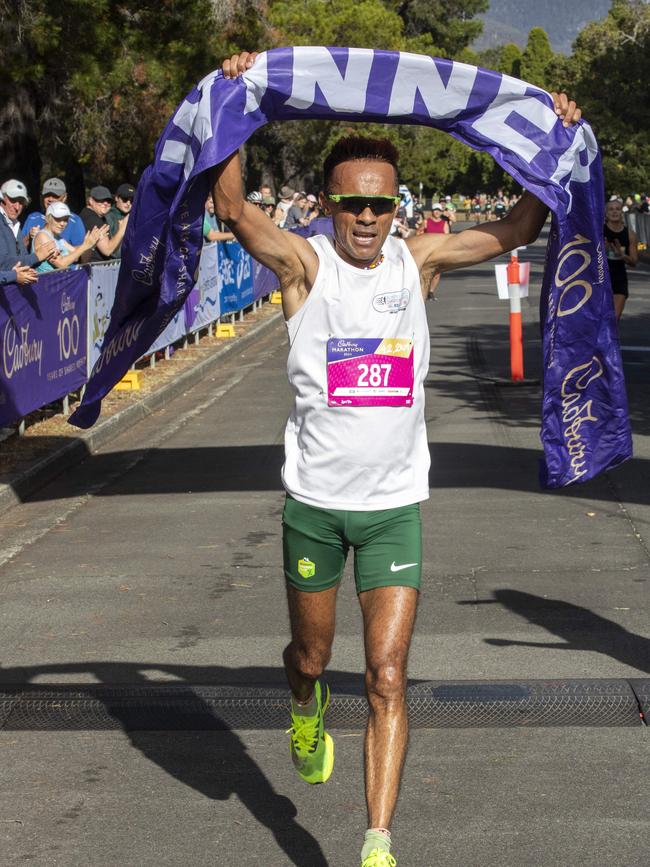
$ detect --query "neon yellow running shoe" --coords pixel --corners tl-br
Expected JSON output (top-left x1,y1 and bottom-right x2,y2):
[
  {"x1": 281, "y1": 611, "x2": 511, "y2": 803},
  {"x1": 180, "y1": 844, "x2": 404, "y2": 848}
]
[
  {"x1": 361, "y1": 850, "x2": 397, "y2": 867},
  {"x1": 286, "y1": 680, "x2": 334, "y2": 784}
]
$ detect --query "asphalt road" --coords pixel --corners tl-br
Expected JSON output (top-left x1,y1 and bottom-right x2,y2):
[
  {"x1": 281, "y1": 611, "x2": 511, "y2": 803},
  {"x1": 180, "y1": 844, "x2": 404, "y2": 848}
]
[{"x1": 0, "y1": 231, "x2": 649, "y2": 866}]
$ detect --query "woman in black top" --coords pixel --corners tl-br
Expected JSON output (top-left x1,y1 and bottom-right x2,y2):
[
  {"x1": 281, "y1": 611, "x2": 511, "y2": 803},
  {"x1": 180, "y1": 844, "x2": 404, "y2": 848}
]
[{"x1": 604, "y1": 198, "x2": 638, "y2": 320}]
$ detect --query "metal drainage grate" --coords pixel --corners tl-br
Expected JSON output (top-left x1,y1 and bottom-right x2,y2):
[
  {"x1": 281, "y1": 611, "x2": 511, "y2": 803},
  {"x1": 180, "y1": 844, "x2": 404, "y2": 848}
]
[
  {"x1": 629, "y1": 679, "x2": 650, "y2": 723},
  {"x1": 0, "y1": 679, "x2": 644, "y2": 731}
]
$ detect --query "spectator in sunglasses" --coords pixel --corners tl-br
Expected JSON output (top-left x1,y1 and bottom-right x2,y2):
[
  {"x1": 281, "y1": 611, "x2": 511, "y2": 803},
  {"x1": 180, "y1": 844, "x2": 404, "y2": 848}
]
[
  {"x1": 107, "y1": 183, "x2": 136, "y2": 258},
  {"x1": 80, "y1": 186, "x2": 129, "y2": 262}
]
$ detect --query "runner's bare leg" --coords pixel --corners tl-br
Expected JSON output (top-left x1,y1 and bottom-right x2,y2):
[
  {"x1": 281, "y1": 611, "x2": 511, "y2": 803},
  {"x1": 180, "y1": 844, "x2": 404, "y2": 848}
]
[
  {"x1": 359, "y1": 585, "x2": 418, "y2": 829},
  {"x1": 283, "y1": 584, "x2": 338, "y2": 701}
]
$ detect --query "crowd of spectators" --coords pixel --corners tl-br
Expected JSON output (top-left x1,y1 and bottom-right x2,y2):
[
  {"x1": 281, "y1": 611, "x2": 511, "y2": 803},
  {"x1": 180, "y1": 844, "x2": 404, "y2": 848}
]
[
  {"x1": 0, "y1": 175, "x2": 135, "y2": 286},
  {"x1": 7, "y1": 172, "x2": 645, "y2": 289}
]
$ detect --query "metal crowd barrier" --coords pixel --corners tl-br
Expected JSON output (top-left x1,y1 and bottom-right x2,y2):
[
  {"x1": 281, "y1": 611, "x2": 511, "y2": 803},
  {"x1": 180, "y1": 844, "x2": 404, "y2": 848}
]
[
  {"x1": 0, "y1": 240, "x2": 279, "y2": 440},
  {"x1": 625, "y1": 211, "x2": 650, "y2": 248}
]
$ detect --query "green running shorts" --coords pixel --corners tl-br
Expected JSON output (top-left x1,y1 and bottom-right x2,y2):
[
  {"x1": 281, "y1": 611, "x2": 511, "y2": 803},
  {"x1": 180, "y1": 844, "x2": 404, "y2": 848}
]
[{"x1": 282, "y1": 494, "x2": 422, "y2": 593}]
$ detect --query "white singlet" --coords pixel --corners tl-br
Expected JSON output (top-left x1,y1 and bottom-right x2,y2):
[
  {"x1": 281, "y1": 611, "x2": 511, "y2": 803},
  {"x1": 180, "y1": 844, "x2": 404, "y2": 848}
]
[{"x1": 282, "y1": 233, "x2": 430, "y2": 511}]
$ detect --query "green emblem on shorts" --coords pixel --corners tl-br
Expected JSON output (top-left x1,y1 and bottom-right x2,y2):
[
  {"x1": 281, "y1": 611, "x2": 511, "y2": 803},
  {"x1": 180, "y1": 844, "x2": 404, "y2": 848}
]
[{"x1": 298, "y1": 558, "x2": 316, "y2": 579}]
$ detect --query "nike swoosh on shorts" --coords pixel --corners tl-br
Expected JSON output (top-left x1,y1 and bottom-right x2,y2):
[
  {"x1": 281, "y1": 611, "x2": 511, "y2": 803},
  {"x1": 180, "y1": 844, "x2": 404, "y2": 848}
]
[{"x1": 390, "y1": 562, "x2": 418, "y2": 572}]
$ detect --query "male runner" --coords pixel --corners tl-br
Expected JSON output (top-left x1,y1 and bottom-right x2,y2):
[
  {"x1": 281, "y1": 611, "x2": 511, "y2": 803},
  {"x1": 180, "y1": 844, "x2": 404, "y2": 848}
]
[{"x1": 215, "y1": 51, "x2": 581, "y2": 867}]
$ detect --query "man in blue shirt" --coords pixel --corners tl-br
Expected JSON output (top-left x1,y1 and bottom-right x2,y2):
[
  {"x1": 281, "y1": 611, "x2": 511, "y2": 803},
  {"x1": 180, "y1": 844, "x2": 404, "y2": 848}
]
[{"x1": 21, "y1": 177, "x2": 85, "y2": 250}]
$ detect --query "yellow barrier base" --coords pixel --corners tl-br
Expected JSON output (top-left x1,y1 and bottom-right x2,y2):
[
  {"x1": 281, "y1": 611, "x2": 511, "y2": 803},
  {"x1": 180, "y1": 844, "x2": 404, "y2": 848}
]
[
  {"x1": 270, "y1": 291, "x2": 282, "y2": 304},
  {"x1": 215, "y1": 323, "x2": 236, "y2": 338},
  {"x1": 114, "y1": 371, "x2": 141, "y2": 391}
]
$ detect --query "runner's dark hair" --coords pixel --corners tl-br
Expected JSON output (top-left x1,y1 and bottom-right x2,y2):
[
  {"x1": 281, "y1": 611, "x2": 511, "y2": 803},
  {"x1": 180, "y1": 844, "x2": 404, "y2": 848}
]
[{"x1": 323, "y1": 136, "x2": 399, "y2": 192}]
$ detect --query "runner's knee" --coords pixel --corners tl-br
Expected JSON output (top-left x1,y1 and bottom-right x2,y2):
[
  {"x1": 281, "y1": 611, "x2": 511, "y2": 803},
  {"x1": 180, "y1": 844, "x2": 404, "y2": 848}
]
[{"x1": 365, "y1": 658, "x2": 407, "y2": 705}]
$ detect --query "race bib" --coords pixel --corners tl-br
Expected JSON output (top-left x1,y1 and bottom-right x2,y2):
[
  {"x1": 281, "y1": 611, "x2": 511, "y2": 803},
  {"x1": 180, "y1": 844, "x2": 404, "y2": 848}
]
[{"x1": 327, "y1": 338, "x2": 414, "y2": 407}]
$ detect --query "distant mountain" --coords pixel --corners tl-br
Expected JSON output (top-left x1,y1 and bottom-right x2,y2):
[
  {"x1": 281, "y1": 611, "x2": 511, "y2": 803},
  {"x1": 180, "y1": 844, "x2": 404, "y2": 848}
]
[{"x1": 473, "y1": 0, "x2": 612, "y2": 55}]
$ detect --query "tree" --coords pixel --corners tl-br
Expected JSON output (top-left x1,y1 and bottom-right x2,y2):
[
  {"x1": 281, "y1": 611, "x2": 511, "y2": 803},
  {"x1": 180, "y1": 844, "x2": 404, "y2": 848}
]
[
  {"x1": 500, "y1": 43, "x2": 522, "y2": 78},
  {"x1": 0, "y1": 1, "x2": 267, "y2": 205},
  {"x1": 392, "y1": 0, "x2": 490, "y2": 58},
  {"x1": 520, "y1": 27, "x2": 554, "y2": 89},
  {"x1": 556, "y1": 0, "x2": 650, "y2": 192}
]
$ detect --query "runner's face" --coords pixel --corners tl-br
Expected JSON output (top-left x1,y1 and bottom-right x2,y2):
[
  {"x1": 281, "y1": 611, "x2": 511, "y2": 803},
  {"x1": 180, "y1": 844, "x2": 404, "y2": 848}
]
[{"x1": 322, "y1": 160, "x2": 398, "y2": 267}]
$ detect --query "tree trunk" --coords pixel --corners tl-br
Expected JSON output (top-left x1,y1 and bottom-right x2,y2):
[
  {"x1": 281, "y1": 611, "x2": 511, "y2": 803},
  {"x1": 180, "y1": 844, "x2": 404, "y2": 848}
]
[{"x1": 0, "y1": 85, "x2": 42, "y2": 212}]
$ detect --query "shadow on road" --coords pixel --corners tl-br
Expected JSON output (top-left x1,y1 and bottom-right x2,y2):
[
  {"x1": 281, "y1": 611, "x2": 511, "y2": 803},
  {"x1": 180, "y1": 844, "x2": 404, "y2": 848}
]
[
  {"x1": 0, "y1": 661, "x2": 355, "y2": 867},
  {"x1": 461, "y1": 589, "x2": 650, "y2": 675}
]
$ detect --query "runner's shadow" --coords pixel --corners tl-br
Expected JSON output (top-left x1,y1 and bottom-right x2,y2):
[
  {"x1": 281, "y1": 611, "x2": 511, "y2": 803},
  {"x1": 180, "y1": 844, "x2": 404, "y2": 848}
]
[
  {"x1": 465, "y1": 590, "x2": 650, "y2": 674},
  {"x1": 0, "y1": 661, "x2": 329, "y2": 867}
]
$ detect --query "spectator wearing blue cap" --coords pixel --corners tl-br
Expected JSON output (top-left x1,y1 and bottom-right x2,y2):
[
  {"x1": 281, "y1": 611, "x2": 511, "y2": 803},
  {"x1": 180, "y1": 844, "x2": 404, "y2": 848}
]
[
  {"x1": 21, "y1": 177, "x2": 85, "y2": 251},
  {"x1": 0, "y1": 179, "x2": 57, "y2": 270},
  {"x1": 80, "y1": 186, "x2": 129, "y2": 261}
]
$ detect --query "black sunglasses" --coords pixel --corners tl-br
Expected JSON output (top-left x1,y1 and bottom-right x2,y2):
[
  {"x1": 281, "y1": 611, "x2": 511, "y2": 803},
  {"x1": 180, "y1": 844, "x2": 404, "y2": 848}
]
[{"x1": 326, "y1": 194, "x2": 400, "y2": 217}]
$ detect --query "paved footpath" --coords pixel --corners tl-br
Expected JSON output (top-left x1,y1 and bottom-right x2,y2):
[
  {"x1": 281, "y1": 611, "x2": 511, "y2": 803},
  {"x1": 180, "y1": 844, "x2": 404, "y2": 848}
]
[{"x1": 0, "y1": 231, "x2": 649, "y2": 866}]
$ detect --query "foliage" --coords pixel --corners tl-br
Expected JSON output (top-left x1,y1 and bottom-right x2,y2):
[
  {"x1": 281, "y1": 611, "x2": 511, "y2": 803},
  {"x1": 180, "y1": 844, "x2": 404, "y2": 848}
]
[
  {"x1": 393, "y1": 0, "x2": 489, "y2": 58},
  {"x1": 5, "y1": 0, "x2": 646, "y2": 203},
  {"x1": 519, "y1": 27, "x2": 555, "y2": 89},
  {"x1": 553, "y1": 0, "x2": 650, "y2": 193}
]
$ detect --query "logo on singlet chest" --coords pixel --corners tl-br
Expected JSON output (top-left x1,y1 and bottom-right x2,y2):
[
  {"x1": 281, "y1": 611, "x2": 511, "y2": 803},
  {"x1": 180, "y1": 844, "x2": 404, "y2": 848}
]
[{"x1": 372, "y1": 288, "x2": 410, "y2": 313}]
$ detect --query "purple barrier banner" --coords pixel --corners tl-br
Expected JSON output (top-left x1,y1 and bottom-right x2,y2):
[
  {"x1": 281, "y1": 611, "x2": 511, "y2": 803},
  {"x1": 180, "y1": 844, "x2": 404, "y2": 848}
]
[
  {"x1": 0, "y1": 269, "x2": 87, "y2": 426},
  {"x1": 70, "y1": 47, "x2": 631, "y2": 488}
]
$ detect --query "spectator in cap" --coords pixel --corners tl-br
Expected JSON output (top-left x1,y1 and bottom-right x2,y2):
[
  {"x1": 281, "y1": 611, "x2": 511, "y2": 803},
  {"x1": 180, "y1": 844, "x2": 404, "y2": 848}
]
[
  {"x1": 284, "y1": 192, "x2": 309, "y2": 229},
  {"x1": 32, "y1": 202, "x2": 108, "y2": 273},
  {"x1": 261, "y1": 195, "x2": 276, "y2": 218},
  {"x1": 21, "y1": 177, "x2": 85, "y2": 251},
  {"x1": 304, "y1": 193, "x2": 320, "y2": 224},
  {"x1": 107, "y1": 183, "x2": 136, "y2": 259},
  {"x1": 0, "y1": 179, "x2": 57, "y2": 271},
  {"x1": 274, "y1": 184, "x2": 295, "y2": 228},
  {"x1": 80, "y1": 185, "x2": 128, "y2": 261}
]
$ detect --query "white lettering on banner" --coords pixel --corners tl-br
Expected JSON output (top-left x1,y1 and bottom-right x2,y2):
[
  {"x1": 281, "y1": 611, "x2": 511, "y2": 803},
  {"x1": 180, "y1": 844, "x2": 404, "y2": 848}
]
[
  {"x1": 161, "y1": 70, "x2": 219, "y2": 176},
  {"x1": 388, "y1": 54, "x2": 475, "y2": 118},
  {"x1": 60, "y1": 292, "x2": 76, "y2": 315},
  {"x1": 560, "y1": 357, "x2": 603, "y2": 481},
  {"x1": 243, "y1": 51, "x2": 268, "y2": 115},
  {"x1": 550, "y1": 122, "x2": 599, "y2": 189},
  {"x1": 286, "y1": 47, "x2": 374, "y2": 112},
  {"x1": 94, "y1": 318, "x2": 145, "y2": 374},
  {"x1": 472, "y1": 75, "x2": 557, "y2": 164},
  {"x1": 3, "y1": 321, "x2": 43, "y2": 379},
  {"x1": 236, "y1": 252, "x2": 252, "y2": 287}
]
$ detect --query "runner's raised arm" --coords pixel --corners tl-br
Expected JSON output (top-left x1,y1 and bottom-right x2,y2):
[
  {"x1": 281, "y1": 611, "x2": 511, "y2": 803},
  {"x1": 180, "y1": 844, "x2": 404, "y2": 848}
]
[{"x1": 211, "y1": 53, "x2": 319, "y2": 319}]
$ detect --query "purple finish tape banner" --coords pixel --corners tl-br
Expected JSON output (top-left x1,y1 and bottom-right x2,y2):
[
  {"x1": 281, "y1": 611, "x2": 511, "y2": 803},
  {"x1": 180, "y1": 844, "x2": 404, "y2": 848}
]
[
  {"x1": 1, "y1": 269, "x2": 87, "y2": 426},
  {"x1": 70, "y1": 47, "x2": 632, "y2": 487}
]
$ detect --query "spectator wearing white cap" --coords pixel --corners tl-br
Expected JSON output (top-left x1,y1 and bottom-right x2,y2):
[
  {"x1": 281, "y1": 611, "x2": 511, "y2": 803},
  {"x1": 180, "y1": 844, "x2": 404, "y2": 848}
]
[
  {"x1": 0, "y1": 179, "x2": 57, "y2": 271},
  {"x1": 21, "y1": 177, "x2": 85, "y2": 251},
  {"x1": 80, "y1": 186, "x2": 129, "y2": 261},
  {"x1": 304, "y1": 193, "x2": 320, "y2": 224},
  {"x1": 32, "y1": 202, "x2": 108, "y2": 273}
]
